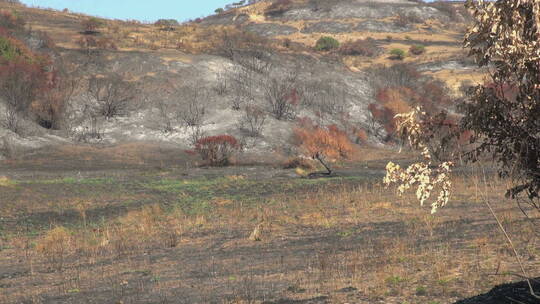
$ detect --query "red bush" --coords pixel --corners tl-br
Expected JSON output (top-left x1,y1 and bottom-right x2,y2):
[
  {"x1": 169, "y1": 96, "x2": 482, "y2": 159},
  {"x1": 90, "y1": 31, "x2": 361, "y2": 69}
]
[{"x1": 194, "y1": 135, "x2": 240, "y2": 166}]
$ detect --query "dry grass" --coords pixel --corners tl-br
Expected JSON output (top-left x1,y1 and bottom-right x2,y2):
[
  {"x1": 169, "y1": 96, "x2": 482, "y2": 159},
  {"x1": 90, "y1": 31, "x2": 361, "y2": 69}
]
[{"x1": 1, "y1": 163, "x2": 537, "y2": 303}]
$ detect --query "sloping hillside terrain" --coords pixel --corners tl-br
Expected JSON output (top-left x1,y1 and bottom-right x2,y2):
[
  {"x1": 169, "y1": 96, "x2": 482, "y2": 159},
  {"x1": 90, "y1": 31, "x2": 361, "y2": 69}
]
[
  {"x1": 0, "y1": 0, "x2": 487, "y2": 161},
  {"x1": 3, "y1": 1, "x2": 537, "y2": 304}
]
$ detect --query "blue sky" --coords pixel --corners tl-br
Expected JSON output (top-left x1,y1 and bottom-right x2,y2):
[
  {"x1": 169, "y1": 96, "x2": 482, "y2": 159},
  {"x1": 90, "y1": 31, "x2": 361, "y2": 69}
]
[{"x1": 20, "y1": 0, "x2": 235, "y2": 22}]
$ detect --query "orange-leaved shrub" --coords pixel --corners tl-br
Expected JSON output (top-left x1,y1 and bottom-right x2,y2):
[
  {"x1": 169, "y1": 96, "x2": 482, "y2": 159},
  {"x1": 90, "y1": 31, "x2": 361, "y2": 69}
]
[
  {"x1": 293, "y1": 118, "x2": 354, "y2": 175},
  {"x1": 194, "y1": 135, "x2": 241, "y2": 166}
]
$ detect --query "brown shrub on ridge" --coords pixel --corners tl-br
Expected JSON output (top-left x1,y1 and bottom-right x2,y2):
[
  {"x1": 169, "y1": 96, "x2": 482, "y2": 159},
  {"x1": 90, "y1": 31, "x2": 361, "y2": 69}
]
[{"x1": 339, "y1": 38, "x2": 381, "y2": 57}]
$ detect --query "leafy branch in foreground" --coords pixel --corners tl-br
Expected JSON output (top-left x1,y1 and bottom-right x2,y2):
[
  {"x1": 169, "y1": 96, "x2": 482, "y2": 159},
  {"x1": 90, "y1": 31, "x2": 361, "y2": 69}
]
[
  {"x1": 383, "y1": 107, "x2": 453, "y2": 214},
  {"x1": 386, "y1": 0, "x2": 540, "y2": 298}
]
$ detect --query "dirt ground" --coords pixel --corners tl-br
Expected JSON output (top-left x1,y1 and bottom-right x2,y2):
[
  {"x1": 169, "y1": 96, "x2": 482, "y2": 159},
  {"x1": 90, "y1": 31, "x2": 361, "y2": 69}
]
[{"x1": 0, "y1": 144, "x2": 538, "y2": 304}]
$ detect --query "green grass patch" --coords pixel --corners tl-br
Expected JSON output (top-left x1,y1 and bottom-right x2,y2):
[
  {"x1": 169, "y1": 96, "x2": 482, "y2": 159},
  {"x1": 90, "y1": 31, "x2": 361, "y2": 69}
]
[{"x1": 22, "y1": 177, "x2": 115, "y2": 185}]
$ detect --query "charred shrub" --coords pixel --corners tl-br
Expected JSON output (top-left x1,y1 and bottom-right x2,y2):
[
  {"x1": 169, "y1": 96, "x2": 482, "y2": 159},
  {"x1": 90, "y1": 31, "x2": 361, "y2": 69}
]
[
  {"x1": 264, "y1": 70, "x2": 300, "y2": 120},
  {"x1": 87, "y1": 74, "x2": 138, "y2": 119},
  {"x1": 239, "y1": 105, "x2": 267, "y2": 137}
]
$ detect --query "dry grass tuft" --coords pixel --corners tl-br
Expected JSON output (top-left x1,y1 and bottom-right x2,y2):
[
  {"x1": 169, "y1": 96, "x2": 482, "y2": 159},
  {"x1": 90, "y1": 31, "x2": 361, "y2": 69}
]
[
  {"x1": 36, "y1": 226, "x2": 72, "y2": 271},
  {"x1": 0, "y1": 175, "x2": 15, "y2": 187}
]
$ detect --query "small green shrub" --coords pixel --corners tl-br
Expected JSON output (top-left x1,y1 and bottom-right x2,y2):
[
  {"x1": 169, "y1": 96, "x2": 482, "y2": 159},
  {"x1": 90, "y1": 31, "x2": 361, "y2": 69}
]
[
  {"x1": 409, "y1": 44, "x2": 425, "y2": 55},
  {"x1": 386, "y1": 275, "x2": 406, "y2": 285},
  {"x1": 215, "y1": 8, "x2": 224, "y2": 14},
  {"x1": 0, "y1": 36, "x2": 20, "y2": 61},
  {"x1": 389, "y1": 48, "x2": 406, "y2": 60},
  {"x1": 415, "y1": 286, "x2": 427, "y2": 296},
  {"x1": 315, "y1": 36, "x2": 340, "y2": 51}
]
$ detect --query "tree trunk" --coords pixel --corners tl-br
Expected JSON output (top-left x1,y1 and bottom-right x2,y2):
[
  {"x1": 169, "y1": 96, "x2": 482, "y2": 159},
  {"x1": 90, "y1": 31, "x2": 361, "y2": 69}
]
[{"x1": 315, "y1": 153, "x2": 332, "y2": 175}]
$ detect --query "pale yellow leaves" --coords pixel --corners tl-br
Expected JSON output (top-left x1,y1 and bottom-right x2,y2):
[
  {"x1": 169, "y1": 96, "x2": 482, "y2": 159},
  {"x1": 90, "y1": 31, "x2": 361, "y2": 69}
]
[{"x1": 384, "y1": 107, "x2": 453, "y2": 214}]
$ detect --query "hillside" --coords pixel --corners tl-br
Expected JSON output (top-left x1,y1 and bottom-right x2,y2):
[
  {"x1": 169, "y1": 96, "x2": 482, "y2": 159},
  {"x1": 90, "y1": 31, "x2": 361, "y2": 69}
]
[
  {"x1": 2, "y1": 2, "x2": 539, "y2": 304},
  {"x1": 0, "y1": 0, "x2": 488, "y2": 162}
]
